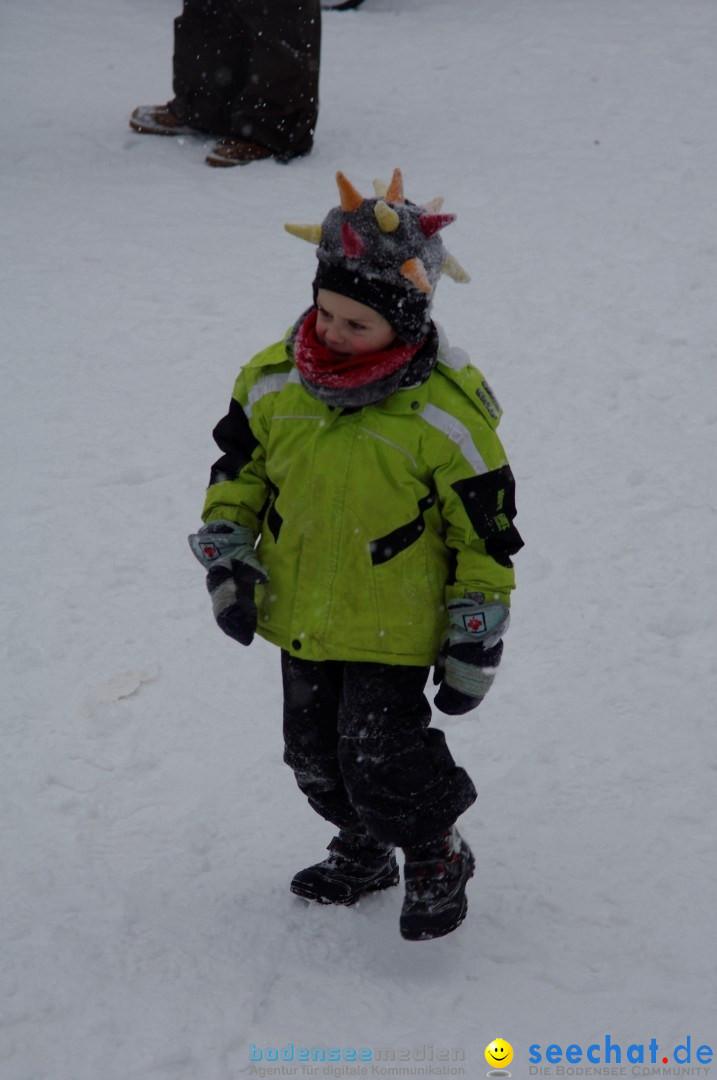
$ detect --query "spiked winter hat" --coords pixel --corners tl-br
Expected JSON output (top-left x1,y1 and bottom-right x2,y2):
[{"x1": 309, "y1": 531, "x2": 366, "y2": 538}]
[{"x1": 285, "y1": 168, "x2": 470, "y2": 344}]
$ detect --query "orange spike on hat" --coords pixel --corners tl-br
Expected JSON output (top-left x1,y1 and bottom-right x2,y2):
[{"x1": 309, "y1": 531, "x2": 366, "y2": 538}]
[
  {"x1": 424, "y1": 196, "x2": 444, "y2": 213},
  {"x1": 284, "y1": 223, "x2": 322, "y2": 245},
  {"x1": 336, "y1": 171, "x2": 364, "y2": 212},
  {"x1": 440, "y1": 251, "x2": 471, "y2": 283},
  {"x1": 400, "y1": 257, "x2": 432, "y2": 294},
  {"x1": 385, "y1": 168, "x2": 405, "y2": 205},
  {"x1": 374, "y1": 200, "x2": 400, "y2": 233}
]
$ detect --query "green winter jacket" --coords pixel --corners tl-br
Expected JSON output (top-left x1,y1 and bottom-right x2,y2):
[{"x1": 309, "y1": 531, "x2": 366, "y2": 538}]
[{"x1": 202, "y1": 324, "x2": 522, "y2": 665}]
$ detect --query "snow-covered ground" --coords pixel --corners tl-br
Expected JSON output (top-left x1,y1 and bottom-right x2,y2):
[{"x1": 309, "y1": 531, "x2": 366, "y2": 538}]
[{"x1": 2, "y1": 0, "x2": 717, "y2": 1076}]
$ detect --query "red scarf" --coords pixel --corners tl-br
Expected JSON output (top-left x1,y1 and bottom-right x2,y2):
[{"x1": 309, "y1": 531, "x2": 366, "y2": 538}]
[{"x1": 293, "y1": 309, "x2": 423, "y2": 389}]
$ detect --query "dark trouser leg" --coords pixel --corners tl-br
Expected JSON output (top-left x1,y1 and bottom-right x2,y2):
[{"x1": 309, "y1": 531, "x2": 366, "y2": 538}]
[
  {"x1": 172, "y1": 0, "x2": 320, "y2": 157},
  {"x1": 282, "y1": 654, "x2": 477, "y2": 849},
  {"x1": 282, "y1": 652, "x2": 363, "y2": 833},
  {"x1": 228, "y1": 0, "x2": 321, "y2": 158},
  {"x1": 337, "y1": 662, "x2": 477, "y2": 849},
  {"x1": 172, "y1": 0, "x2": 252, "y2": 134}
]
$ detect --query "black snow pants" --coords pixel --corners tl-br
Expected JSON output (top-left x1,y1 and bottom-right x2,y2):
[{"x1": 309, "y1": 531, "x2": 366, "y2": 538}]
[
  {"x1": 281, "y1": 652, "x2": 477, "y2": 849},
  {"x1": 171, "y1": 0, "x2": 321, "y2": 159}
]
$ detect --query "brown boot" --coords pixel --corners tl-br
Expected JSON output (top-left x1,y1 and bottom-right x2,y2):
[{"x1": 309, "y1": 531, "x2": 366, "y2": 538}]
[
  {"x1": 129, "y1": 103, "x2": 196, "y2": 136},
  {"x1": 205, "y1": 138, "x2": 273, "y2": 168}
]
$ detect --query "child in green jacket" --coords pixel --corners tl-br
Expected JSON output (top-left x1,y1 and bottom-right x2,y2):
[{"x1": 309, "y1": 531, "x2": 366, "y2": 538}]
[{"x1": 190, "y1": 168, "x2": 523, "y2": 940}]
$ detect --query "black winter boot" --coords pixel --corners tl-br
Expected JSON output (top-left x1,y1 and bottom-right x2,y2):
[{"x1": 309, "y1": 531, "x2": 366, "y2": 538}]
[
  {"x1": 290, "y1": 831, "x2": 400, "y2": 905},
  {"x1": 400, "y1": 828, "x2": 475, "y2": 941}
]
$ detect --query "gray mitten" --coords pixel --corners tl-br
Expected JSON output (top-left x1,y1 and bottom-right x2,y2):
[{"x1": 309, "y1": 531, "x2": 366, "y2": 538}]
[
  {"x1": 188, "y1": 520, "x2": 268, "y2": 646},
  {"x1": 433, "y1": 596, "x2": 509, "y2": 715}
]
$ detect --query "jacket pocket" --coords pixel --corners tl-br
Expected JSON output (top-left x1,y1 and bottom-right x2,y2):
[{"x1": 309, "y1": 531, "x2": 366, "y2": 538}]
[
  {"x1": 368, "y1": 493, "x2": 437, "y2": 566},
  {"x1": 368, "y1": 497, "x2": 447, "y2": 657},
  {"x1": 263, "y1": 478, "x2": 283, "y2": 542}
]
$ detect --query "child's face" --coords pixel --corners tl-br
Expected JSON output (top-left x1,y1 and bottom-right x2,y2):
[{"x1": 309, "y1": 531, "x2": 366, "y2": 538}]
[{"x1": 316, "y1": 289, "x2": 397, "y2": 357}]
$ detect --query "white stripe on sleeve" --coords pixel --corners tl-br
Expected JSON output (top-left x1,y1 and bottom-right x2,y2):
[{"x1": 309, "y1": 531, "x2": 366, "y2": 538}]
[{"x1": 246, "y1": 373, "x2": 291, "y2": 417}]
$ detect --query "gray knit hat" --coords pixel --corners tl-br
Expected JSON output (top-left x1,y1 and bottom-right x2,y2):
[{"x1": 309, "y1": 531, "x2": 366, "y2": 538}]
[{"x1": 285, "y1": 169, "x2": 470, "y2": 343}]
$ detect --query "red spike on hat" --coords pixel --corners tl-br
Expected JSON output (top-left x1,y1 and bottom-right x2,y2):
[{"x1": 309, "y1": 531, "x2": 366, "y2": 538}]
[
  {"x1": 418, "y1": 213, "x2": 456, "y2": 239},
  {"x1": 341, "y1": 222, "x2": 366, "y2": 258}
]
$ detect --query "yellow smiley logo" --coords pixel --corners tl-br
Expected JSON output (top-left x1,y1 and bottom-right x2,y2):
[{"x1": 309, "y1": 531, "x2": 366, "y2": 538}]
[{"x1": 485, "y1": 1040, "x2": 514, "y2": 1069}]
